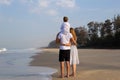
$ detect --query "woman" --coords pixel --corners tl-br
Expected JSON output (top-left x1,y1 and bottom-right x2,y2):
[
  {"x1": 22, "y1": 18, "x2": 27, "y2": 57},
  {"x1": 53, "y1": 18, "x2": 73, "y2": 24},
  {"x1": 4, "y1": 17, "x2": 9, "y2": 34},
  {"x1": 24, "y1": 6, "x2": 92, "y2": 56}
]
[{"x1": 70, "y1": 28, "x2": 79, "y2": 77}]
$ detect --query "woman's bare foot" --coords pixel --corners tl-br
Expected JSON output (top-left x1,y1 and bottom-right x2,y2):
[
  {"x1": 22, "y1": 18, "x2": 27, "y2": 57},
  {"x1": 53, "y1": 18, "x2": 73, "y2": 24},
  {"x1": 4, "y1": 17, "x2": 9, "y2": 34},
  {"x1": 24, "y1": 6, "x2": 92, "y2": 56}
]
[
  {"x1": 58, "y1": 75, "x2": 64, "y2": 78},
  {"x1": 67, "y1": 75, "x2": 69, "y2": 78},
  {"x1": 61, "y1": 75, "x2": 64, "y2": 78},
  {"x1": 70, "y1": 73, "x2": 76, "y2": 77},
  {"x1": 64, "y1": 75, "x2": 70, "y2": 78}
]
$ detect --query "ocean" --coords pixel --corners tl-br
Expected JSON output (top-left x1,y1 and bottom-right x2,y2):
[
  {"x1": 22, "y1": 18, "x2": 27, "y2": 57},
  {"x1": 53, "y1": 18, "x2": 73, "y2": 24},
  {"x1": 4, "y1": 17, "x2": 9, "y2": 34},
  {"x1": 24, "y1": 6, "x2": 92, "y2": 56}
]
[{"x1": 0, "y1": 48, "x2": 57, "y2": 80}]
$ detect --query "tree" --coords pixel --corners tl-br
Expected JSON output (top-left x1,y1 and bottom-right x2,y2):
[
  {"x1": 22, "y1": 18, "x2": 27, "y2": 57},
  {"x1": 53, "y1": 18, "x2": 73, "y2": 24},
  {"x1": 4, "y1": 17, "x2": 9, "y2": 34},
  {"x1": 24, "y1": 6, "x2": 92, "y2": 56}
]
[
  {"x1": 99, "y1": 22, "x2": 105, "y2": 37},
  {"x1": 87, "y1": 21, "x2": 100, "y2": 40},
  {"x1": 75, "y1": 27, "x2": 88, "y2": 47},
  {"x1": 103, "y1": 19, "x2": 113, "y2": 36},
  {"x1": 113, "y1": 15, "x2": 120, "y2": 32},
  {"x1": 113, "y1": 15, "x2": 120, "y2": 47}
]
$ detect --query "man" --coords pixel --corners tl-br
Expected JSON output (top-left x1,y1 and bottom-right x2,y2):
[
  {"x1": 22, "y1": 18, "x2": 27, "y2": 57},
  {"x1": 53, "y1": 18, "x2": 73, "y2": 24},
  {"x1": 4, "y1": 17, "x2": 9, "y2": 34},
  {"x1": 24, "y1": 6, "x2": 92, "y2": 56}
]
[{"x1": 56, "y1": 31, "x2": 76, "y2": 78}]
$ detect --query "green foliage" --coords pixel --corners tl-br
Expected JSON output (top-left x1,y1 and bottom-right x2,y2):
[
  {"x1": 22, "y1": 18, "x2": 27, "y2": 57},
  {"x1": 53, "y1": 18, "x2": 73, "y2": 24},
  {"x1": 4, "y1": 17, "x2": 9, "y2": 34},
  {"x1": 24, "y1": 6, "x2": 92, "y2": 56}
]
[
  {"x1": 48, "y1": 14, "x2": 120, "y2": 49},
  {"x1": 85, "y1": 14, "x2": 120, "y2": 48},
  {"x1": 75, "y1": 27, "x2": 88, "y2": 47},
  {"x1": 113, "y1": 15, "x2": 120, "y2": 31},
  {"x1": 114, "y1": 31, "x2": 120, "y2": 47}
]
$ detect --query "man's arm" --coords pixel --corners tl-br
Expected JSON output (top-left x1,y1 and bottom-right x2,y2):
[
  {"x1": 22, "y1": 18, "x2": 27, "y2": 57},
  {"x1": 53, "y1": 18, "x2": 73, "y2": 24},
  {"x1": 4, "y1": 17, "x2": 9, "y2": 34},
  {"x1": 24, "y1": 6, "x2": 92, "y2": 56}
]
[{"x1": 61, "y1": 42, "x2": 71, "y2": 46}]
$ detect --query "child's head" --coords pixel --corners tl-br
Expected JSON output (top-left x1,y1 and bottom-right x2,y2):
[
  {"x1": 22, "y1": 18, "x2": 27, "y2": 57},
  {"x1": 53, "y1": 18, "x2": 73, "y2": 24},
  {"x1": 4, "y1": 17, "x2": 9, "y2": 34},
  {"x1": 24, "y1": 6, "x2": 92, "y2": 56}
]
[{"x1": 63, "y1": 16, "x2": 68, "y2": 22}]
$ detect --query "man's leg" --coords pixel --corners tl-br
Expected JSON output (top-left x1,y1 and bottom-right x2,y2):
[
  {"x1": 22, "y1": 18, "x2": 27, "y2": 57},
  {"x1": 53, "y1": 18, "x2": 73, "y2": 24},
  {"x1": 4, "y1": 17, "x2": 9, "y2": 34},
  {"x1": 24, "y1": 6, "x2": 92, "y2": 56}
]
[
  {"x1": 60, "y1": 61, "x2": 64, "y2": 78},
  {"x1": 66, "y1": 61, "x2": 70, "y2": 78}
]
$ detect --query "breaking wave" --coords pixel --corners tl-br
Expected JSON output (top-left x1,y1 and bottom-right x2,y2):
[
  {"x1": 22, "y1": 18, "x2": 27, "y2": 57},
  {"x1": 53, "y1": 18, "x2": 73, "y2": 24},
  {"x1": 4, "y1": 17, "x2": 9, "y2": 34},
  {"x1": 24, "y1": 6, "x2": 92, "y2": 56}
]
[{"x1": 0, "y1": 48, "x2": 7, "y2": 53}]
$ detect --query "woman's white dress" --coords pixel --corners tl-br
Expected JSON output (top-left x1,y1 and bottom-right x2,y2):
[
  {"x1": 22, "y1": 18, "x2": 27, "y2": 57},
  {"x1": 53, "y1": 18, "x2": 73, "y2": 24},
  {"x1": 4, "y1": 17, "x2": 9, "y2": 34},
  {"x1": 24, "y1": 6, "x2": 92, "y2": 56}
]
[{"x1": 70, "y1": 45, "x2": 79, "y2": 65}]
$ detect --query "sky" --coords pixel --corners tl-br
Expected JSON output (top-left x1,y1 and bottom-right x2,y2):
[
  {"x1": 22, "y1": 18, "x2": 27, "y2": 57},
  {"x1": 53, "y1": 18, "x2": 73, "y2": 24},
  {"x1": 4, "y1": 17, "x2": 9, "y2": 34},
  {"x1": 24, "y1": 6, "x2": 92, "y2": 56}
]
[{"x1": 0, "y1": 0, "x2": 120, "y2": 49}]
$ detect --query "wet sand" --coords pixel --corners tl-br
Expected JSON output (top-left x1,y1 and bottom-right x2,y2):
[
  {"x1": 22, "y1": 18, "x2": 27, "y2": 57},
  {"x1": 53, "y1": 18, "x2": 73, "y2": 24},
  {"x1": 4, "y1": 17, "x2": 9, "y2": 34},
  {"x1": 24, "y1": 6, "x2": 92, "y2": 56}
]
[{"x1": 30, "y1": 48, "x2": 120, "y2": 80}]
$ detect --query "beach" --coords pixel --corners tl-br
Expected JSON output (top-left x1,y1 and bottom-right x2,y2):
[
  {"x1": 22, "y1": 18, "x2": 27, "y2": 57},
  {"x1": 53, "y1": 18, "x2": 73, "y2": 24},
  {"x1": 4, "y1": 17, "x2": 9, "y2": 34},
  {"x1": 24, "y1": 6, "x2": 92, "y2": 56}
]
[{"x1": 30, "y1": 48, "x2": 120, "y2": 80}]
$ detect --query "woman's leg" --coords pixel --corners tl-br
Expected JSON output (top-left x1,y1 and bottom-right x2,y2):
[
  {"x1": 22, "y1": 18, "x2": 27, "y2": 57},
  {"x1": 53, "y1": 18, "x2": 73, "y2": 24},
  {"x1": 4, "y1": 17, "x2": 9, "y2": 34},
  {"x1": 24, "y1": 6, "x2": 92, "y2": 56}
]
[{"x1": 72, "y1": 64, "x2": 76, "y2": 77}]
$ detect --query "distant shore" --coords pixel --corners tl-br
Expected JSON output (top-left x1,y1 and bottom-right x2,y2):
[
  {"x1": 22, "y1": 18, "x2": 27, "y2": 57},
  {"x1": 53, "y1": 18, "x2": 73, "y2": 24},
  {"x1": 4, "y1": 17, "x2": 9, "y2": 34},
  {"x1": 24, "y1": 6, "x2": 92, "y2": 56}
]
[{"x1": 30, "y1": 48, "x2": 120, "y2": 80}]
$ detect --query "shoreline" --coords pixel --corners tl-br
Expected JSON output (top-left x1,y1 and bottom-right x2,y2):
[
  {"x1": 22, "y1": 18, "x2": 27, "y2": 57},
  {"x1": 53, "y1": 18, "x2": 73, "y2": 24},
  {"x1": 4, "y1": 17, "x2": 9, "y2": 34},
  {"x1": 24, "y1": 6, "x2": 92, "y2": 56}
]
[{"x1": 30, "y1": 48, "x2": 120, "y2": 80}]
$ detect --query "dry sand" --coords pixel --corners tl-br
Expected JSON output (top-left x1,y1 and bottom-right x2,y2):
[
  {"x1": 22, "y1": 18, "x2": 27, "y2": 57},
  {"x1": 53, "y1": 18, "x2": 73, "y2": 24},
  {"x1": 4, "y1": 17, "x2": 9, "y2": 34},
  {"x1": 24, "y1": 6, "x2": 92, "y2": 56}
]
[{"x1": 30, "y1": 48, "x2": 120, "y2": 80}]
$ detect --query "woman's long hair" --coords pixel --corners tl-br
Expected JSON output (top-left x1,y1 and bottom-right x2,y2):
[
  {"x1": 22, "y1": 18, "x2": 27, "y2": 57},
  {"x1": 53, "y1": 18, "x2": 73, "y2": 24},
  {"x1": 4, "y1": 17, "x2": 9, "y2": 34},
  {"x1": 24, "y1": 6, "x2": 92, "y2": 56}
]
[{"x1": 70, "y1": 28, "x2": 77, "y2": 41}]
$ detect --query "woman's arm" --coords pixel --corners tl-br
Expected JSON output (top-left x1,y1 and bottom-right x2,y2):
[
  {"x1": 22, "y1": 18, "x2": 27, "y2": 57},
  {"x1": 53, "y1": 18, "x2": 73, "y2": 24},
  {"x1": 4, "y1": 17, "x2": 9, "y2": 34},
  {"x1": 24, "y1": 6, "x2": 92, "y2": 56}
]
[{"x1": 70, "y1": 37, "x2": 77, "y2": 45}]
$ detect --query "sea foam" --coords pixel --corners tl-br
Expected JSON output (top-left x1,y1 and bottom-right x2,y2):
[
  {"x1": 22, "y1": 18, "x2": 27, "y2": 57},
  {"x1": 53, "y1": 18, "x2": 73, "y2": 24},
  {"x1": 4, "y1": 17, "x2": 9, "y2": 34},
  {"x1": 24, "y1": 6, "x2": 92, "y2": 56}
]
[{"x1": 0, "y1": 48, "x2": 7, "y2": 52}]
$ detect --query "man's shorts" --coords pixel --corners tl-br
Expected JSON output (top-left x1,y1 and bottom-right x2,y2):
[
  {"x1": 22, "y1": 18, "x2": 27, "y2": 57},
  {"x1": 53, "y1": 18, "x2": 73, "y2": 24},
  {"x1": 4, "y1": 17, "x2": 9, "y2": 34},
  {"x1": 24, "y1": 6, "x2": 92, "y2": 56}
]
[{"x1": 59, "y1": 49, "x2": 70, "y2": 62}]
